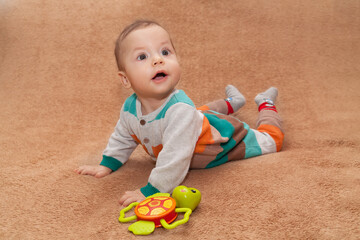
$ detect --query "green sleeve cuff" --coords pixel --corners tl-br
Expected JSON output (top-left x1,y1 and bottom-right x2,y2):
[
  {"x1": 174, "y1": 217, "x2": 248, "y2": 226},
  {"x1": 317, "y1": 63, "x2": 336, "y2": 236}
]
[
  {"x1": 140, "y1": 183, "x2": 160, "y2": 197},
  {"x1": 100, "y1": 155, "x2": 123, "y2": 171}
]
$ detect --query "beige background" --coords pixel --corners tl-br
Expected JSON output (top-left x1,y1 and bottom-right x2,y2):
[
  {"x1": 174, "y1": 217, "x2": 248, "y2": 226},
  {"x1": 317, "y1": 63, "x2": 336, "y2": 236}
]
[{"x1": 1, "y1": 0, "x2": 359, "y2": 239}]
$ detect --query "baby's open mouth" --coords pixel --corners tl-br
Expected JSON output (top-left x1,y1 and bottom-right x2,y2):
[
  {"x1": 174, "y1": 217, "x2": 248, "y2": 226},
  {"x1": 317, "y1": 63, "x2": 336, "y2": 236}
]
[{"x1": 152, "y1": 72, "x2": 167, "y2": 80}]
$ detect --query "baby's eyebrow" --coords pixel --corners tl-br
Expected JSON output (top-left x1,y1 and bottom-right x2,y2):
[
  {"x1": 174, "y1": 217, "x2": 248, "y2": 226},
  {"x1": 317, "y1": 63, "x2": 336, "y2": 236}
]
[
  {"x1": 160, "y1": 40, "x2": 172, "y2": 47},
  {"x1": 160, "y1": 40, "x2": 170, "y2": 45},
  {"x1": 131, "y1": 40, "x2": 173, "y2": 54},
  {"x1": 132, "y1": 46, "x2": 146, "y2": 52}
]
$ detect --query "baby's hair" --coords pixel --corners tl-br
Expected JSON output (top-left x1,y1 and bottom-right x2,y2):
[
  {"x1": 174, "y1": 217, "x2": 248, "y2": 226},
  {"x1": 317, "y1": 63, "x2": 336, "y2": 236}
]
[{"x1": 114, "y1": 19, "x2": 174, "y2": 71}]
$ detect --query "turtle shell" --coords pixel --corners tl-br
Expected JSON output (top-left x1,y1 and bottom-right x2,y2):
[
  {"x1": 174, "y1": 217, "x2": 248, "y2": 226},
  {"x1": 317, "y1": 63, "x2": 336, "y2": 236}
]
[{"x1": 134, "y1": 196, "x2": 177, "y2": 227}]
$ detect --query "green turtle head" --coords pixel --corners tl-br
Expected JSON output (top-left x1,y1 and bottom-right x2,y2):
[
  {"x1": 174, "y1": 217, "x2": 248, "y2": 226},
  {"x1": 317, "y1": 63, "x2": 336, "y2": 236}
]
[{"x1": 172, "y1": 185, "x2": 201, "y2": 211}]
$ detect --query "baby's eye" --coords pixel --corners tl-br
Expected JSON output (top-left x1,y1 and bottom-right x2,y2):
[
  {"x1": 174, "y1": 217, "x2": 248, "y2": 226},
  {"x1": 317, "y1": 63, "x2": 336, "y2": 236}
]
[
  {"x1": 161, "y1": 49, "x2": 170, "y2": 56},
  {"x1": 137, "y1": 54, "x2": 147, "y2": 61}
]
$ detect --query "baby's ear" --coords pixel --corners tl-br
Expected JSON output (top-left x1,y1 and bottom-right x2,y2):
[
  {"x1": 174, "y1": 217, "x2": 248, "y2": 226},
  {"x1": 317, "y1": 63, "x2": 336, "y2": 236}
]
[{"x1": 118, "y1": 71, "x2": 132, "y2": 89}]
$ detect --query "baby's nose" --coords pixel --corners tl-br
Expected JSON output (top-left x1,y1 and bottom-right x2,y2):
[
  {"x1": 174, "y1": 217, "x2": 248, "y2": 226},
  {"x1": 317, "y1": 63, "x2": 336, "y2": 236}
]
[{"x1": 153, "y1": 56, "x2": 164, "y2": 66}]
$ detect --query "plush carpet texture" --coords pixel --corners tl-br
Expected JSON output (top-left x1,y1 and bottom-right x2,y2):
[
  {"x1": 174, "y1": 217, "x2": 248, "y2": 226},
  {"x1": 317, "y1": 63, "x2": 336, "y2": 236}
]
[{"x1": 1, "y1": 0, "x2": 359, "y2": 239}]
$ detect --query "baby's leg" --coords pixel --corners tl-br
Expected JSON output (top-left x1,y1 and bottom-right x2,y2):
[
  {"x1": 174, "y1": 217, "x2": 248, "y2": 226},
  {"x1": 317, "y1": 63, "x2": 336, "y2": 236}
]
[
  {"x1": 254, "y1": 87, "x2": 284, "y2": 152},
  {"x1": 197, "y1": 85, "x2": 246, "y2": 115}
]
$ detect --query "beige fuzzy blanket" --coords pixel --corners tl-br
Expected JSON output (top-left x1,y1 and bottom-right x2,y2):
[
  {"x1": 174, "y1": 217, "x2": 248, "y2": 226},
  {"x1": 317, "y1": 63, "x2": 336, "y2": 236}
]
[{"x1": 1, "y1": 0, "x2": 359, "y2": 239}]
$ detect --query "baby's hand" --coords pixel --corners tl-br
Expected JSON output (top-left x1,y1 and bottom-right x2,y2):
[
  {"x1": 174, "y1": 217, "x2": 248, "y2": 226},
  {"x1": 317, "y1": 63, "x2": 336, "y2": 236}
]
[
  {"x1": 74, "y1": 165, "x2": 112, "y2": 178},
  {"x1": 119, "y1": 189, "x2": 146, "y2": 207}
]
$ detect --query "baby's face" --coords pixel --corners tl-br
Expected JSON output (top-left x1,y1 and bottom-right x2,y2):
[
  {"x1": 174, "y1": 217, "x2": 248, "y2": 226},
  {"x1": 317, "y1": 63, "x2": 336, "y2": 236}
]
[{"x1": 119, "y1": 25, "x2": 181, "y2": 101}]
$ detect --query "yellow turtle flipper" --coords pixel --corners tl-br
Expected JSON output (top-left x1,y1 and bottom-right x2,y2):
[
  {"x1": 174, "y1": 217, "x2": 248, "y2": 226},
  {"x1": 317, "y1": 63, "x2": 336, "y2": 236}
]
[{"x1": 128, "y1": 220, "x2": 155, "y2": 235}]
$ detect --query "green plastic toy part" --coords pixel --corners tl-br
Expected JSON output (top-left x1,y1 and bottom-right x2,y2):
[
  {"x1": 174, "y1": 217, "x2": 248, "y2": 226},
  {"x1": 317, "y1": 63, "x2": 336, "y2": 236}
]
[
  {"x1": 118, "y1": 202, "x2": 138, "y2": 223},
  {"x1": 128, "y1": 220, "x2": 155, "y2": 235},
  {"x1": 160, "y1": 208, "x2": 192, "y2": 230}
]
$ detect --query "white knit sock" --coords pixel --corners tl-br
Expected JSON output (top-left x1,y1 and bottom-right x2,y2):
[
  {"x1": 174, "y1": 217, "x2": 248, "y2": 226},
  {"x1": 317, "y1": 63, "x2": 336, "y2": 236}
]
[
  {"x1": 254, "y1": 87, "x2": 278, "y2": 106},
  {"x1": 225, "y1": 85, "x2": 246, "y2": 113}
]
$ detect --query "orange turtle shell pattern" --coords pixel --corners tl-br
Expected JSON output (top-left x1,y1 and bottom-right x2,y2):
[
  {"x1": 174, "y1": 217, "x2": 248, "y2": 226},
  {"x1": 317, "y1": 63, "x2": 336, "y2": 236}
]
[{"x1": 134, "y1": 196, "x2": 178, "y2": 227}]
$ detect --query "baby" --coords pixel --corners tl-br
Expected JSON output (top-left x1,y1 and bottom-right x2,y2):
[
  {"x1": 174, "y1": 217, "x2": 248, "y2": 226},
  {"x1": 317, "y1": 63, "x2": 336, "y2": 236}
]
[{"x1": 75, "y1": 20, "x2": 284, "y2": 207}]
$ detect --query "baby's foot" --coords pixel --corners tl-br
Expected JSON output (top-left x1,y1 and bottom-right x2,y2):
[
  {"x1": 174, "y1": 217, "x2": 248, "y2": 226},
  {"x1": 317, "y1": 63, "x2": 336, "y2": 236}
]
[
  {"x1": 225, "y1": 85, "x2": 246, "y2": 113},
  {"x1": 75, "y1": 165, "x2": 112, "y2": 178},
  {"x1": 254, "y1": 87, "x2": 278, "y2": 106}
]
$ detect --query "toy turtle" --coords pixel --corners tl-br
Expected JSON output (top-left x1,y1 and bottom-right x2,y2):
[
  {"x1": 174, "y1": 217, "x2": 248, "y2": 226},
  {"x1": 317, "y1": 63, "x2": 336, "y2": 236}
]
[{"x1": 119, "y1": 186, "x2": 201, "y2": 235}]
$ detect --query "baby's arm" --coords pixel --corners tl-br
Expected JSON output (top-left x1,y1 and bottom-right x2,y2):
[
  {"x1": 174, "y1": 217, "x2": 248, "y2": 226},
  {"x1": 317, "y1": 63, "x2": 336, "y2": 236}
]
[
  {"x1": 75, "y1": 105, "x2": 138, "y2": 178},
  {"x1": 139, "y1": 104, "x2": 203, "y2": 197}
]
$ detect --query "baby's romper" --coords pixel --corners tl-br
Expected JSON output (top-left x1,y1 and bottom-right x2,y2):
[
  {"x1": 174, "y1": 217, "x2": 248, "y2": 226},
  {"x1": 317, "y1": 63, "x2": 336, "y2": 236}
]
[{"x1": 100, "y1": 90, "x2": 284, "y2": 196}]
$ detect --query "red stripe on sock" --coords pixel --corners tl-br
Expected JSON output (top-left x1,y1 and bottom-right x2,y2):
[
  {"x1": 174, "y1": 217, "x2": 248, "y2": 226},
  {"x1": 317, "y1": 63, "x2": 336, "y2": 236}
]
[
  {"x1": 225, "y1": 100, "x2": 234, "y2": 114},
  {"x1": 258, "y1": 102, "x2": 277, "y2": 112}
]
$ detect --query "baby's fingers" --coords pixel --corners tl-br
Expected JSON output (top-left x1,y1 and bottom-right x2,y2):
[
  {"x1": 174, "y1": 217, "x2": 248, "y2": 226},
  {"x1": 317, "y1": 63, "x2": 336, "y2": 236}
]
[
  {"x1": 122, "y1": 198, "x2": 136, "y2": 207},
  {"x1": 74, "y1": 166, "x2": 85, "y2": 174},
  {"x1": 119, "y1": 190, "x2": 145, "y2": 207},
  {"x1": 74, "y1": 165, "x2": 96, "y2": 176},
  {"x1": 119, "y1": 192, "x2": 130, "y2": 206}
]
